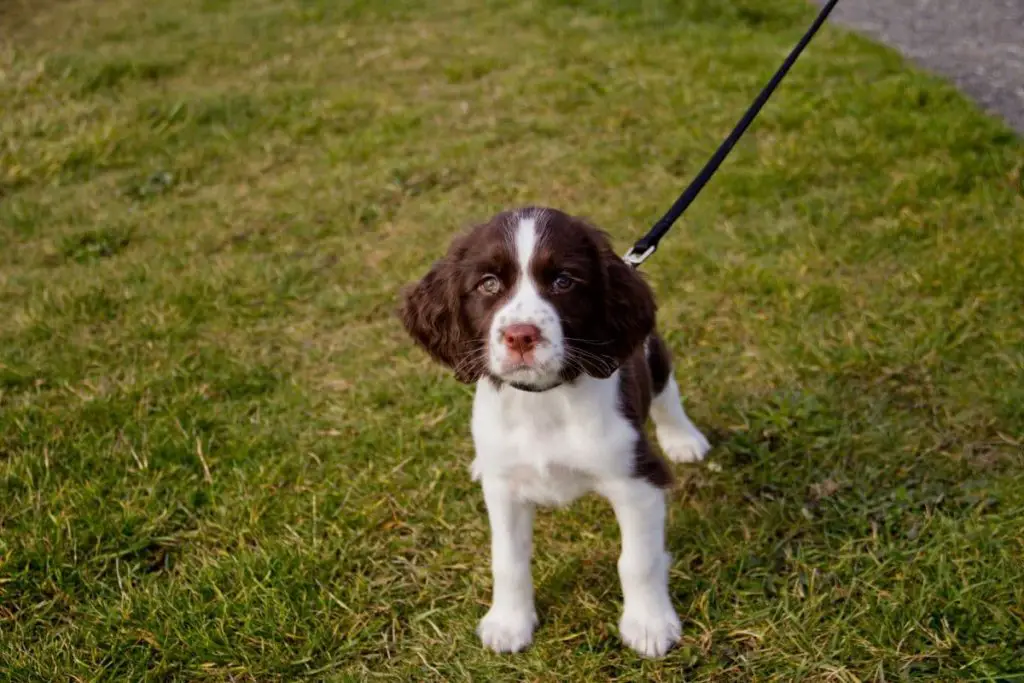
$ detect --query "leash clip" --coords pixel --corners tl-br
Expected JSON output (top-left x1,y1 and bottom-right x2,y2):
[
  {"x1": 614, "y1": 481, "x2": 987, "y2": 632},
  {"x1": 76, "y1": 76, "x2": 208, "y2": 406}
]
[{"x1": 623, "y1": 244, "x2": 655, "y2": 268}]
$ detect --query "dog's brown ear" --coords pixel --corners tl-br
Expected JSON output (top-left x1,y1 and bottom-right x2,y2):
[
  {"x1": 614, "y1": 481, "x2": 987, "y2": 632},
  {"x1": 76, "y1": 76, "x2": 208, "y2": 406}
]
[
  {"x1": 596, "y1": 234, "x2": 657, "y2": 363},
  {"x1": 399, "y1": 237, "x2": 480, "y2": 383}
]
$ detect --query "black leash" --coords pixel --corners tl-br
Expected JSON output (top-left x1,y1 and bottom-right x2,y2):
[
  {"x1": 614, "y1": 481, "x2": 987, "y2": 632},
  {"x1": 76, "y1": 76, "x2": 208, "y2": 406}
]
[{"x1": 624, "y1": 0, "x2": 841, "y2": 268}]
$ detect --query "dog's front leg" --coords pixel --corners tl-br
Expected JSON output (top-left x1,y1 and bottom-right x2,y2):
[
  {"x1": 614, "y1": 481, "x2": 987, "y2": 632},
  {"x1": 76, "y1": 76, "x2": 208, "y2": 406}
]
[
  {"x1": 599, "y1": 477, "x2": 681, "y2": 658},
  {"x1": 476, "y1": 476, "x2": 537, "y2": 653}
]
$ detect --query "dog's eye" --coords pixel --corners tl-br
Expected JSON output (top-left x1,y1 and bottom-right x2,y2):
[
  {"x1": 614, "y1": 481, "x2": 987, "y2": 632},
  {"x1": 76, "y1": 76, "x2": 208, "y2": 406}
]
[
  {"x1": 477, "y1": 274, "x2": 502, "y2": 295},
  {"x1": 551, "y1": 273, "x2": 575, "y2": 293}
]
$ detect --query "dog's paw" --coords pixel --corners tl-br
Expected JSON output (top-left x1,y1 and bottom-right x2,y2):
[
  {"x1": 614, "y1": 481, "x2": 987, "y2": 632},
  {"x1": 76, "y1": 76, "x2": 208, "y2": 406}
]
[
  {"x1": 477, "y1": 607, "x2": 537, "y2": 654},
  {"x1": 619, "y1": 606, "x2": 682, "y2": 658},
  {"x1": 657, "y1": 426, "x2": 710, "y2": 464}
]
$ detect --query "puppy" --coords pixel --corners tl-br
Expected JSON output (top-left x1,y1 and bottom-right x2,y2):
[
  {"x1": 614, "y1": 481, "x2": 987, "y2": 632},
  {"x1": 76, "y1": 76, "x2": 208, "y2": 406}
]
[{"x1": 399, "y1": 207, "x2": 710, "y2": 657}]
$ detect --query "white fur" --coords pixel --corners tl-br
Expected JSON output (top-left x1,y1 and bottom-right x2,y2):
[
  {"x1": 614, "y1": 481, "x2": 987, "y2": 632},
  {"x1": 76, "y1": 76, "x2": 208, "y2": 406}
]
[
  {"x1": 476, "y1": 476, "x2": 537, "y2": 653},
  {"x1": 467, "y1": 214, "x2": 713, "y2": 657},
  {"x1": 470, "y1": 374, "x2": 698, "y2": 657},
  {"x1": 487, "y1": 214, "x2": 566, "y2": 389},
  {"x1": 471, "y1": 371, "x2": 638, "y2": 504},
  {"x1": 598, "y1": 477, "x2": 681, "y2": 658}
]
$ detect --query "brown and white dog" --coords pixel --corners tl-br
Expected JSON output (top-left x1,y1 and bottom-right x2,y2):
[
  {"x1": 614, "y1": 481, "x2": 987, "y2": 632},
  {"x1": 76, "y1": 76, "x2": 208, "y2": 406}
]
[{"x1": 400, "y1": 207, "x2": 710, "y2": 657}]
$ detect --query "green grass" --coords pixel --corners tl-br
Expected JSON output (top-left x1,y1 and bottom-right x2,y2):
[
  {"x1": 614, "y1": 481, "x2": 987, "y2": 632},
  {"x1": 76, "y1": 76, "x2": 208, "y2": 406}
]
[{"x1": 2, "y1": 0, "x2": 1023, "y2": 680}]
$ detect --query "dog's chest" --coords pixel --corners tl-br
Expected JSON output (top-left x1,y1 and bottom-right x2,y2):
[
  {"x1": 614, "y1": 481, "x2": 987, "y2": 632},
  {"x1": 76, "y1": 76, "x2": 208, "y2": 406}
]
[{"x1": 470, "y1": 375, "x2": 638, "y2": 505}]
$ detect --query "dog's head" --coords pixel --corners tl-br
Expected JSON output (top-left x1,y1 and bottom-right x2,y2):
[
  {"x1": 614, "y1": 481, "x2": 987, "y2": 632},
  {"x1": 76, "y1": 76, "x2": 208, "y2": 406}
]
[{"x1": 399, "y1": 207, "x2": 656, "y2": 390}]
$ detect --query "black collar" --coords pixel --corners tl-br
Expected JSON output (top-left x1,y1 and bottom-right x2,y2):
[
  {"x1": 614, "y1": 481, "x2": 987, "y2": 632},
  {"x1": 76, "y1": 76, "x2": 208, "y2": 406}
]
[
  {"x1": 487, "y1": 374, "x2": 565, "y2": 393},
  {"x1": 508, "y1": 380, "x2": 563, "y2": 393}
]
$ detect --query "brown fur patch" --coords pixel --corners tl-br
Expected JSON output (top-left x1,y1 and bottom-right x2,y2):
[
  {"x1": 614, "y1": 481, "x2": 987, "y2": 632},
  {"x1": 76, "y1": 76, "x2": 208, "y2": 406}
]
[
  {"x1": 646, "y1": 332, "x2": 673, "y2": 396},
  {"x1": 619, "y1": 345, "x2": 673, "y2": 488}
]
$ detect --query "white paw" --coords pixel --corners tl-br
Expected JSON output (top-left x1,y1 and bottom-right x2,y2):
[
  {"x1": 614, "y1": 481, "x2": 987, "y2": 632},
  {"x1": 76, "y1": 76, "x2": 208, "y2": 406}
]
[
  {"x1": 657, "y1": 427, "x2": 711, "y2": 464},
  {"x1": 477, "y1": 607, "x2": 537, "y2": 653},
  {"x1": 619, "y1": 606, "x2": 682, "y2": 658}
]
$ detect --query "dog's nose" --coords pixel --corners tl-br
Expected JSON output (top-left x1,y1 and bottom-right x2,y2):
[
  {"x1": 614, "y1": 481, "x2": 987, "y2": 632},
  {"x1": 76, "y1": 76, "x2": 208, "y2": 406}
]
[{"x1": 502, "y1": 324, "x2": 541, "y2": 355}]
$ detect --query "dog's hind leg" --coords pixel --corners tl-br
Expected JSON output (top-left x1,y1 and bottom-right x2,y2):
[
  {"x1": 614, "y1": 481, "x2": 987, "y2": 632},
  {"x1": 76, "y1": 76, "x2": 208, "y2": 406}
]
[{"x1": 646, "y1": 335, "x2": 710, "y2": 464}]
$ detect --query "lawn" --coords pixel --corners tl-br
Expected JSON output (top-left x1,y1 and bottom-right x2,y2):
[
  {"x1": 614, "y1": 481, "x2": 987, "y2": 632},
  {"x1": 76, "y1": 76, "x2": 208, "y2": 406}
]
[{"x1": 1, "y1": 0, "x2": 1023, "y2": 680}]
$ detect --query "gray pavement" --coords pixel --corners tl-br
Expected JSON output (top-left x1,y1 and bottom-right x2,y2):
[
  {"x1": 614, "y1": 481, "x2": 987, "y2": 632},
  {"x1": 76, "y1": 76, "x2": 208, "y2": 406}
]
[{"x1": 817, "y1": 0, "x2": 1024, "y2": 134}]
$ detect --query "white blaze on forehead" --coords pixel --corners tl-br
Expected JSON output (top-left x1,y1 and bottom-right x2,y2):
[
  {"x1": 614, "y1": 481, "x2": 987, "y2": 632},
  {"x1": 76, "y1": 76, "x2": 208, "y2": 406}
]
[
  {"x1": 513, "y1": 215, "x2": 538, "y2": 281},
  {"x1": 500, "y1": 214, "x2": 543, "y2": 316},
  {"x1": 503, "y1": 214, "x2": 553, "y2": 329}
]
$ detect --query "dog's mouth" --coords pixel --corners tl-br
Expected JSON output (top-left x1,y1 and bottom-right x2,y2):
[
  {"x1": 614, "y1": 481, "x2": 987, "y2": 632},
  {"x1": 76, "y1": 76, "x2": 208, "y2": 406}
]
[
  {"x1": 494, "y1": 359, "x2": 564, "y2": 390},
  {"x1": 493, "y1": 370, "x2": 563, "y2": 393},
  {"x1": 501, "y1": 358, "x2": 535, "y2": 372},
  {"x1": 500, "y1": 362, "x2": 543, "y2": 379}
]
